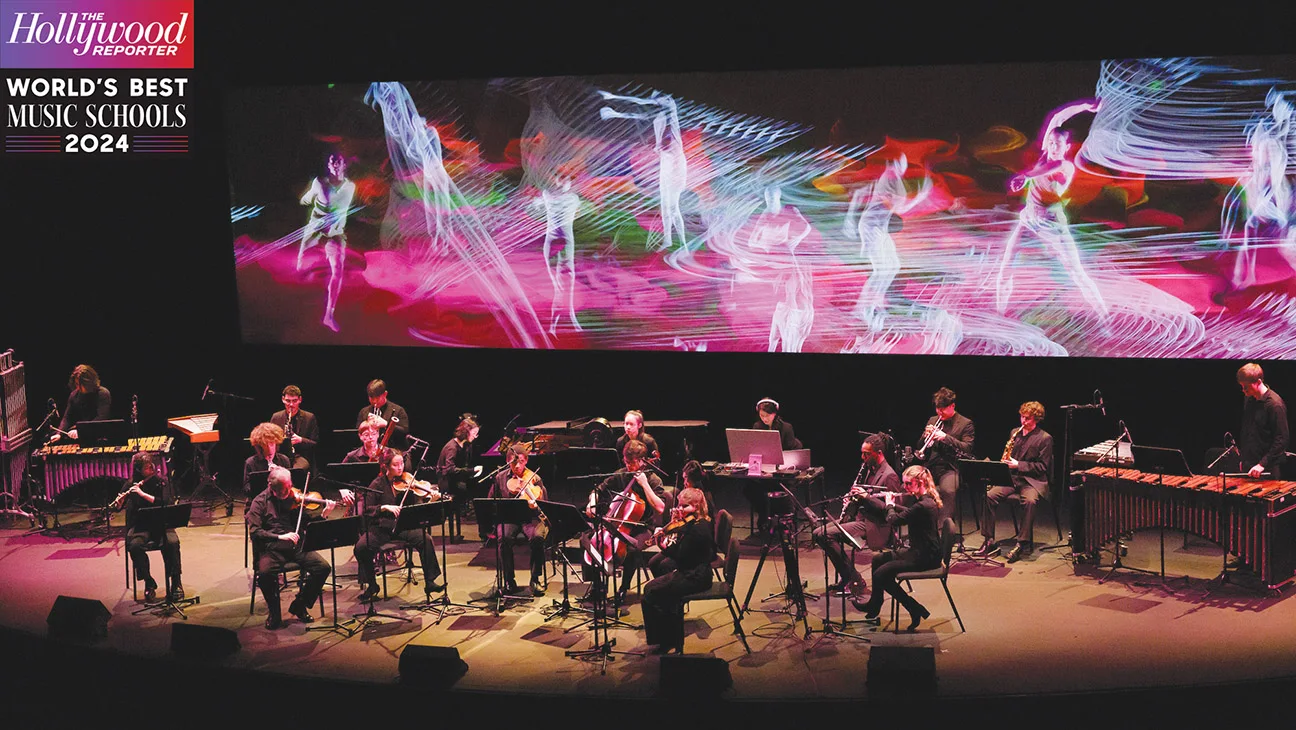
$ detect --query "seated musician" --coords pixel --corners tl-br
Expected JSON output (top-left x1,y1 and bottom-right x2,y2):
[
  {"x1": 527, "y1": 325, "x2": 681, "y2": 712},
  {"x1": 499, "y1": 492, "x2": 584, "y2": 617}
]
[
  {"x1": 343, "y1": 420, "x2": 384, "y2": 463},
  {"x1": 270, "y1": 385, "x2": 319, "y2": 472},
  {"x1": 243, "y1": 423, "x2": 291, "y2": 499},
  {"x1": 642, "y1": 487, "x2": 716, "y2": 654},
  {"x1": 745, "y1": 397, "x2": 804, "y2": 538},
  {"x1": 616, "y1": 410, "x2": 661, "y2": 465},
  {"x1": 971, "y1": 401, "x2": 1053, "y2": 563},
  {"x1": 51, "y1": 364, "x2": 111, "y2": 442},
  {"x1": 582, "y1": 440, "x2": 667, "y2": 603},
  {"x1": 357, "y1": 379, "x2": 410, "y2": 450},
  {"x1": 914, "y1": 387, "x2": 975, "y2": 525},
  {"x1": 850, "y1": 465, "x2": 944, "y2": 632},
  {"x1": 122, "y1": 452, "x2": 183, "y2": 602},
  {"x1": 649, "y1": 460, "x2": 716, "y2": 578},
  {"x1": 246, "y1": 465, "x2": 338, "y2": 630},
  {"x1": 436, "y1": 417, "x2": 482, "y2": 543},
  {"x1": 811, "y1": 434, "x2": 901, "y2": 599},
  {"x1": 355, "y1": 449, "x2": 444, "y2": 602},
  {"x1": 487, "y1": 443, "x2": 549, "y2": 595}
]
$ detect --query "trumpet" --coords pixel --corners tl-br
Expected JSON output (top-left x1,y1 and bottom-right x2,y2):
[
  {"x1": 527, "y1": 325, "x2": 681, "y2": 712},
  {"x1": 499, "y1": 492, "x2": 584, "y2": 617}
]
[{"x1": 915, "y1": 418, "x2": 945, "y2": 460}]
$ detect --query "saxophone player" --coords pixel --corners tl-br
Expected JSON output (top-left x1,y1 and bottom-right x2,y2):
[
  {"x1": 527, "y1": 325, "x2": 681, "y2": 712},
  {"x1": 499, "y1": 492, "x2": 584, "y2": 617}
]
[
  {"x1": 912, "y1": 387, "x2": 975, "y2": 525},
  {"x1": 810, "y1": 434, "x2": 900, "y2": 598},
  {"x1": 971, "y1": 401, "x2": 1053, "y2": 562}
]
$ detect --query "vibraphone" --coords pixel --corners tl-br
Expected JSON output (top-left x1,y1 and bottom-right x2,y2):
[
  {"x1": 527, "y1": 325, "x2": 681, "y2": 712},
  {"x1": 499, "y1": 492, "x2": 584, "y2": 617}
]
[
  {"x1": 1082, "y1": 466, "x2": 1296, "y2": 588},
  {"x1": 35, "y1": 436, "x2": 174, "y2": 500}
]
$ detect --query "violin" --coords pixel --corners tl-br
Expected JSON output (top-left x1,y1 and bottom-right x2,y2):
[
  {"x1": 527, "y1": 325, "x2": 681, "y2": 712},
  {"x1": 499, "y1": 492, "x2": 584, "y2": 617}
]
[
  {"x1": 506, "y1": 468, "x2": 549, "y2": 526},
  {"x1": 288, "y1": 488, "x2": 330, "y2": 512},
  {"x1": 648, "y1": 512, "x2": 697, "y2": 549},
  {"x1": 392, "y1": 473, "x2": 441, "y2": 501}
]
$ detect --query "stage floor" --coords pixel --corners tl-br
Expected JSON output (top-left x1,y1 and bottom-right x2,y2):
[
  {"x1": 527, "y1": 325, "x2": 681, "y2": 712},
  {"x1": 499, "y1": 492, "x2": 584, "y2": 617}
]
[{"x1": 3, "y1": 503, "x2": 1296, "y2": 703}]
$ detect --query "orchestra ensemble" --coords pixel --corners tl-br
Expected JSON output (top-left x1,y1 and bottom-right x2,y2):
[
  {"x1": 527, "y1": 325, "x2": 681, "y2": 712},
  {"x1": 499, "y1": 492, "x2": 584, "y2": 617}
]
[{"x1": 27, "y1": 361, "x2": 1291, "y2": 648}]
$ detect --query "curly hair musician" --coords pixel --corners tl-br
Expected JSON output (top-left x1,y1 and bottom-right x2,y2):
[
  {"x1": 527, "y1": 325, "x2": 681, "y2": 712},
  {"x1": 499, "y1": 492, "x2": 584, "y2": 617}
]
[{"x1": 971, "y1": 401, "x2": 1053, "y2": 563}]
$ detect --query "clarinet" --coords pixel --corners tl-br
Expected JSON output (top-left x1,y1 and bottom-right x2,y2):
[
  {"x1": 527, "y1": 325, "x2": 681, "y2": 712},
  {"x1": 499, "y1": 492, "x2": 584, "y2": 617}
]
[
  {"x1": 840, "y1": 462, "x2": 869, "y2": 521},
  {"x1": 285, "y1": 413, "x2": 296, "y2": 461}
]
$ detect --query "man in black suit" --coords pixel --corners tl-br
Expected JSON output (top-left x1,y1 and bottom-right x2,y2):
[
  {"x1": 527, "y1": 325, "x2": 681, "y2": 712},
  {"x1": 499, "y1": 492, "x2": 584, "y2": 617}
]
[
  {"x1": 270, "y1": 385, "x2": 319, "y2": 472},
  {"x1": 356, "y1": 379, "x2": 410, "y2": 451},
  {"x1": 972, "y1": 401, "x2": 1052, "y2": 563},
  {"x1": 915, "y1": 386, "x2": 975, "y2": 525}
]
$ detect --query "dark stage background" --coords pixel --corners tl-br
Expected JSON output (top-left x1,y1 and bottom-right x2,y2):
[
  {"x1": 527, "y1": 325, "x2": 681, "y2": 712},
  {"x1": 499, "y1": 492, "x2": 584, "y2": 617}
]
[{"x1": 6, "y1": 3, "x2": 1296, "y2": 493}]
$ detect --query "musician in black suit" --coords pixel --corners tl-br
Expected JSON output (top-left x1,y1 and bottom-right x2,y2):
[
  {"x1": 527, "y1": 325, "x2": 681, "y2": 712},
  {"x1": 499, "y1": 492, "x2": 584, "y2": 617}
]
[
  {"x1": 356, "y1": 379, "x2": 410, "y2": 450},
  {"x1": 582, "y1": 440, "x2": 667, "y2": 602},
  {"x1": 811, "y1": 434, "x2": 901, "y2": 599},
  {"x1": 914, "y1": 387, "x2": 975, "y2": 524},
  {"x1": 436, "y1": 417, "x2": 482, "y2": 542},
  {"x1": 270, "y1": 385, "x2": 319, "y2": 472},
  {"x1": 243, "y1": 422, "x2": 291, "y2": 498},
  {"x1": 246, "y1": 465, "x2": 339, "y2": 630},
  {"x1": 616, "y1": 409, "x2": 661, "y2": 465},
  {"x1": 122, "y1": 452, "x2": 183, "y2": 602},
  {"x1": 851, "y1": 465, "x2": 944, "y2": 632},
  {"x1": 971, "y1": 401, "x2": 1053, "y2": 563},
  {"x1": 1237, "y1": 363, "x2": 1289, "y2": 479},
  {"x1": 52, "y1": 364, "x2": 111, "y2": 442}
]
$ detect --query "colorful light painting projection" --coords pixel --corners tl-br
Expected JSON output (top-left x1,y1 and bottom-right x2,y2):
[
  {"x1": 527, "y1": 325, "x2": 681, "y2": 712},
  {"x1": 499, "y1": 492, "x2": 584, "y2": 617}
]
[{"x1": 227, "y1": 57, "x2": 1296, "y2": 356}]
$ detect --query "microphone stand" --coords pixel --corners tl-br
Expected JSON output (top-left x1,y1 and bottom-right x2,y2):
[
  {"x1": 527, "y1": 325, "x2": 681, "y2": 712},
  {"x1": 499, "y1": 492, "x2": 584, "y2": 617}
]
[
  {"x1": 1204, "y1": 442, "x2": 1241, "y2": 593},
  {"x1": 1097, "y1": 424, "x2": 1162, "y2": 586},
  {"x1": 1048, "y1": 399, "x2": 1102, "y2": 558}
]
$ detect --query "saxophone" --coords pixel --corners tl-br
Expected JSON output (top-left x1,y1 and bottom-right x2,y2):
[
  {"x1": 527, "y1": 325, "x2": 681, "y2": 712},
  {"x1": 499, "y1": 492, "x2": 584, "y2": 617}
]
[{"x1": 1002, "y1": 426, "x2": 1022, "y2": 462}]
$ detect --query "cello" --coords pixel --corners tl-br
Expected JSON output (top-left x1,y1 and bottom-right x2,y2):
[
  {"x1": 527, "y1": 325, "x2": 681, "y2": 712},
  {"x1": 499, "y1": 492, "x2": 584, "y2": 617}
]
[{"x1": 584, "y1": 475, "x2": 648, "y2": 575}]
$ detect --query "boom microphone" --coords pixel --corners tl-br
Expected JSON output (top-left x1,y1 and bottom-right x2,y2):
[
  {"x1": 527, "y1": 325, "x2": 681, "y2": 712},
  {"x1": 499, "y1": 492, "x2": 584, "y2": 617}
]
[
  {"x1": 1095, "y1": 390, "x2": 1106, "y2": 417},
  {"x1": 201, "y1": 379, "x2": 213, "y2": 402}
]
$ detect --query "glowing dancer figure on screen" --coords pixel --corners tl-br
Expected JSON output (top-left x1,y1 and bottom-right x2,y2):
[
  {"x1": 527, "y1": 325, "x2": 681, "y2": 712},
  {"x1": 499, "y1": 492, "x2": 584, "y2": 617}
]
[
  {"x1": 298, "y1": 152, "x2": 356, "y2": 332},
  {"x1": 540, "y1": 170, "x2": 583, "y2": 334},
  {"x1": 1222, "y1": 88, "x2": 1294, "y2": 290},
  {"x1": 748, "y1": 186, "x2": 814, "y2": 353},
  {"x1": 994, "y1": 100, "x2": 1108, "y2": 320},
  {"x1": 844, "y1": 154, "x2": 932, "y2": 331},
  {"x1": 599, "y1": 90, "x2": 689, "y2": 253}
]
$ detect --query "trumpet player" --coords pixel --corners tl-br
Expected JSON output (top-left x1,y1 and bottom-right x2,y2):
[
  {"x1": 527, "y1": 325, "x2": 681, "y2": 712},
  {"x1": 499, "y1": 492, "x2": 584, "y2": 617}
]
[
  {"x1": 123, "y1": 452, "x2": 183, "y2": 602},
  {"x1": 811, "y1": 434, "x2": 901, "y2": 599},
  {"x1": 971, "y1": 401, "x2": 1053, "y2": 563},
  {"x1": 913, "y1": 387, "x2": 974, "y2": 524},
  {"x1": 488, "y1": 443, "x2": 549, "y2": 595}
]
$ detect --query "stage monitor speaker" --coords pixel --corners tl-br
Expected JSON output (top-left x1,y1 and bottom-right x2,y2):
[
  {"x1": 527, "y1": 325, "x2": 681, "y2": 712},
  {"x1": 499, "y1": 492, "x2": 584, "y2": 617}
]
[
  {"x1": 47, "y1": 596, "x2": 110, "y2": 641},
  {"x1": 172, "y1": 623, "x2": 240, "y2": 659},
  {"x1": 867, "y1": 645, "x2": 936, "y2": 698},
  {"x1": 659, "y1": 654, "x2": 732, "y2": 698},
  {"x1": 399, "y1": 645, "x2": 467, "y2": 688}
]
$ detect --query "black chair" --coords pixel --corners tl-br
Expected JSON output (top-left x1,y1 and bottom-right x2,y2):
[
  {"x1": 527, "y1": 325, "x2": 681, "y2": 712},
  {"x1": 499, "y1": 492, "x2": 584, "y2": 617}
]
[
  {"x1": 125, "y1": 540, "x2": 168, "y2": 601},
  {"x1": 377, "y1": 542, "x2": 420, "y2": 598},
  {"x1": 248, "y1": 541, "x2": 323, "y2": 617},
  {"x1": 888, "y1": 517, "x2": 965, "y2": 633},
  {"x1": 710, "y1": 509, "x2": 734, "y2": 581},
  {"x1": 683, "y1": 536, "x2": 751, "y2": 654}
]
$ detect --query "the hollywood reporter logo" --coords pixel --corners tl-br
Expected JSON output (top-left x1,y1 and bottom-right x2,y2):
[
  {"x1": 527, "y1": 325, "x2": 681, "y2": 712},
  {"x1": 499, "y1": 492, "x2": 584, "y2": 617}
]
[{"x1": 1, "y1": 2, "x2": 193, "y2": 67}]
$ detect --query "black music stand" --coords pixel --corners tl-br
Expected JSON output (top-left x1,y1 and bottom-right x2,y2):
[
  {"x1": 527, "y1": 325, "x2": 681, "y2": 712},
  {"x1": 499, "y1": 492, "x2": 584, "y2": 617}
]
[
  {"x1": 955, "y1": 459, "x2": 1011, "y2": 566},
  {"x1": 130, "y1": 503, "x2": 198, "y2": 619},
  {"x1": 470, "y1": 498, "x2": 537, "y2": 614},
  {"x1": 564, "y1": 495, "x2": 644, "y2": 675},
  {"x1": 77, "y1": 419, "x2": 131, "y2": 448},
  {"x1": 538, "y1": 500, "x2": 595, "y2": 623},
  {"x1": 303, "y1": 516, "x2": 362, "y2": 637},
  {"x1": 804, "y1": 497, "x2": 872, "y2": 651},
  {"x1": 325, "y1": 462, "x2": 382, "y2": 487},
  {"x1": 396, "y1": 499, "x2": 475, "y2": 624}
]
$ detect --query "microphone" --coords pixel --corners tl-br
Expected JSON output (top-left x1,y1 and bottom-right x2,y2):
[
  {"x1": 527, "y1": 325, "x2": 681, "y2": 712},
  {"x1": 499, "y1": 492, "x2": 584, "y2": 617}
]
[
  {"x1": 1095, "y1": 390, "x2": 1106, "y2": 417},
  {"x1": 1119, "y1": 420, "x2": 1132, "y2": 443},
  {"x1": 1225, "y1": 431, "x2": 1235, "y2": 446},
  {"x1": 47, "y1": 398, "x2": 58, "y2": 411},
  {"x1": 201, "y1": 379, "x2": 213, "y2": 402}
]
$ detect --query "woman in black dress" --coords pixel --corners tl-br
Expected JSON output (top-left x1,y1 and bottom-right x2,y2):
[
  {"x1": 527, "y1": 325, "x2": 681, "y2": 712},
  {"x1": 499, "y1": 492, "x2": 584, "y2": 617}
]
[{"x1": 641, "y1": 487, "x2": 716, "y2": 654}]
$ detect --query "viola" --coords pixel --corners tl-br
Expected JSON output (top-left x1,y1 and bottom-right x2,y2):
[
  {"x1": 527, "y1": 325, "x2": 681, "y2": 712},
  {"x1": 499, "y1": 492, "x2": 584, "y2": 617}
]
[
  {"x1": 392, "y1": 473, "x2": 441, "y2": 501},
  {"x1": 288, "y1": 488, "x2": 330, "y2": 512}
]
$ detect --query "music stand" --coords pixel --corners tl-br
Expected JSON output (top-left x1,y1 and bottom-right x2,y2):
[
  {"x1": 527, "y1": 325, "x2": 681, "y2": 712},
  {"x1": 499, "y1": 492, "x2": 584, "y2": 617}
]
[
  {"x1": 303, "y1": 516, "x2": 362, "y2": 637},
  {"x1": 805, "y1": 495, "x2": 871, "y2": 651},
  {"x1": 538, "y1": 500, "x2": 595, "y2": 623},
  {"x1": 77, "y1": 419, "x2": 131, "y2": 448},
  {"x1": 956, "y1": 459, "x2": 1011, "y2": 566},
  {"x1": 395, "y1": 499, "x2": 475, "y2": 624},
  {"x1": 130, "y1": 503, "x2": 198, "y2": 619},
  {"x1": 325, "y1": 462, "x2": 382, "y2": 487},
  {"x1": 470, "y1": 498, "x2": 537, "y2": 614}
]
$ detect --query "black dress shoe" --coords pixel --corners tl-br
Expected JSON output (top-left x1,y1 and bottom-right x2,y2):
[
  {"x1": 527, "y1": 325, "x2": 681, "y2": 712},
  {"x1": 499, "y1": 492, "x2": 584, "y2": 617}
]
[
  {"x1": 503, "y1": 580, "x2": 520, "y2": 595},
  {"x1": 1006, "y1": 544, "x2": 1025, "y2": 563},
  {"x1": 287, "y1": 600, "x2": 315, "y2": 624},
  {"x1": 970, "y1": 542, "x2": 1000, "y2": 559},
  {"x1": 143, "y1": 584, "x2": 158, "y2": 603},
  {"x1": 530, "y1": 578, "x2": 545, "y2": 596},
  {"x1": 168, "y1": 583, "x2": 185, "y2": 601},
  {"x1": 264, "y1": 615, "x2": 284, "y2": 631},
  {"x1": 358, "y1": 584, "x2": 381, "y2": 603},
  {"x1": 425, "y1": 579, "x2": 445, "y2": 593}
]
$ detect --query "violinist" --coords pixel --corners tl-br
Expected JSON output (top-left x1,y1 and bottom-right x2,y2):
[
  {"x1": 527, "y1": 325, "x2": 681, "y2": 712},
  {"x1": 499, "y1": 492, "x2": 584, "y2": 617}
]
[
  {"x1": 342, "y1": 420, "x2": 383, "y2": 463},
  {"x1": 436, "y1": 417, "x2": 483, "y2": 543},
  {"x1": 488, "y1": 443, "x2": 549, "y2": 595},
  {"x1": 243, "y1": 423, "x2": 291, "y2": 499},
  {"x1": 641, "y1": 487, "x2": 715, "y2": 654},
  {"x1": 356, "y1": 379, "x2": 410, "y2": 450},
  {"x1": 355, "y1": 449, "x2": 444, "y2": 603},
  {"x1": 615, "y1": 410, "x2": 661, "y2": 465},
  {"x1": 122, "y1": 452, "x2": 183, "y2": 602},
  {"x1": 648, "y1": 460, "x2": 715, "y2": 578},
  {"x1": 246, "y1": 465, "x2": 338, "y2": 630},
  {"x1": 582, "y1": 440, "x2": 667, "y2": 603}
]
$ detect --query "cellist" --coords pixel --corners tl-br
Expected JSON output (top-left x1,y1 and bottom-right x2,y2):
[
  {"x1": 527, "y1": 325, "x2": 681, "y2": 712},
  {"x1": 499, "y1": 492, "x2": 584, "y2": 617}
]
[
  {"x1": 355, "y1": 449, "x2": 444, "y2": 603},
  {"x1": 488, "y1": 443, "x2": 549, "y2": 595},
  {"x1": 582, "y1": 440, "x2": 667, "y2": 603}
]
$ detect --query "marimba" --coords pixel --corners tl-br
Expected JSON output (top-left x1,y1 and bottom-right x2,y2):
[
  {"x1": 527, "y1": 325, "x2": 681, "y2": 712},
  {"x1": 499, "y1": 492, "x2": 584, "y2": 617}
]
[
  {"x1": 1082, "y1": 466, "x2": 1296, "y2": 588},
  {"x1": 34, "y1": 435, "x2": 174, "y2": 499}
]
